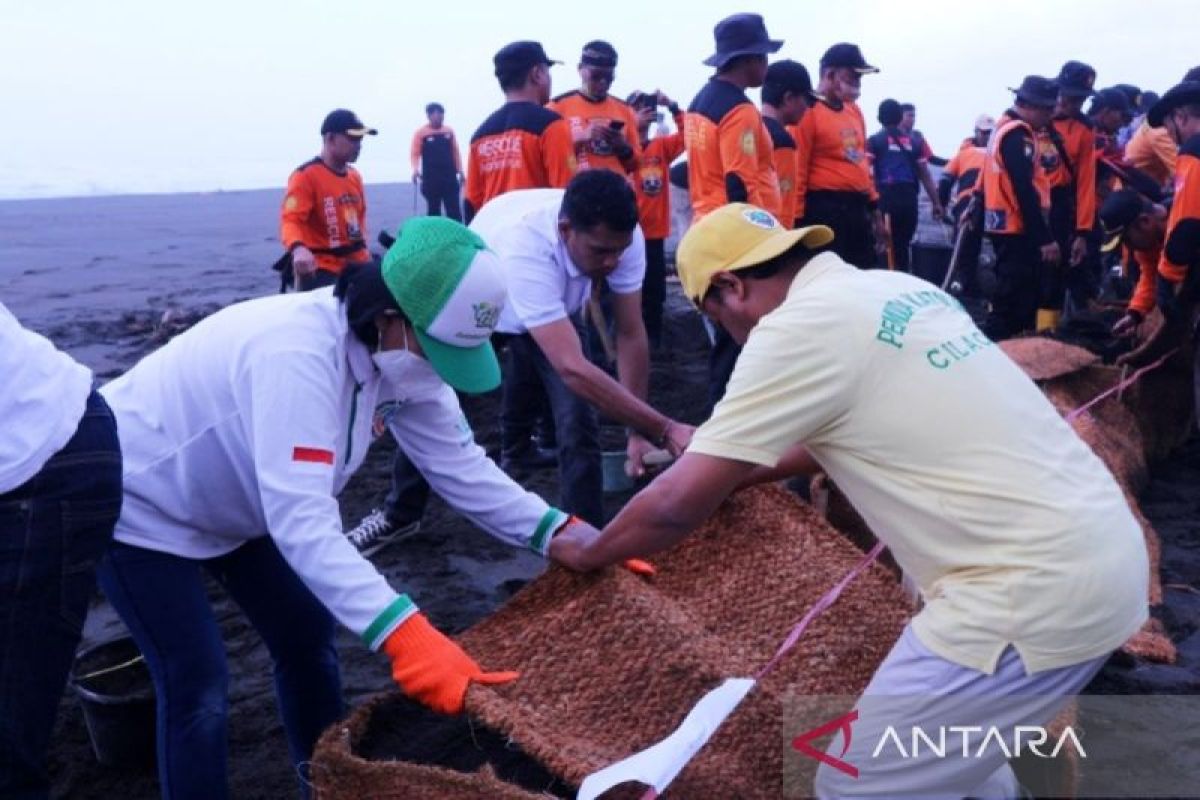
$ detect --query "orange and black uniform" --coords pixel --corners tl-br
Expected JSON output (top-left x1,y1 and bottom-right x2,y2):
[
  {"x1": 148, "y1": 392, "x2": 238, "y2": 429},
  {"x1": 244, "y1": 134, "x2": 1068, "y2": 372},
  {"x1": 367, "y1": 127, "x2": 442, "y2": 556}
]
[
  {"x1": 1041, "y1": 114, "x2": 1098, "y2": 312},
  {"x1": 548, "y1": 91, "x2": 641, "y2": 175},
  {"x1": 280, "y1": 158, "x2": 371, "y2": 286},
  {"x1": 410, "y1": 123, "x2": 464, "y2": 221},
  {"x1": 939, "y1": 138, "x2": 987, "y2": 218},
  {"x1": 683, "y1": 78, "x2": 779, "y2": 221},
  {"x1": 632, "y1": 108, "x2": 686, "y2": 345},
  {"x1": 464, "y1": 101, "x2": 577, "y2": 222},
  {"x1": 1125, "y1": 243, "x2": 1161, "y2": 320},
  {"x1": 981, "y1": 111, "x2": 1053, "y2": 339},
  {"x1": 1158, "y1": 135, "x2": 1200, "y2": 286},
  {"x1": 763, "y1": 117, "x2": 798, "y2": 228},
  {"x1": 793, "y1": 97, "x2": 878, "y2": 268}
]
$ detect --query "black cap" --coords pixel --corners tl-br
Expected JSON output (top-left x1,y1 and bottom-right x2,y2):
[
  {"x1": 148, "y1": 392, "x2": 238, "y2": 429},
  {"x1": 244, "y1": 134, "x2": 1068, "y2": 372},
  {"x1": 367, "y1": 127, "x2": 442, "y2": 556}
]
[
  {"x1": 703, "y1": 13, "x2": 783, "y2": 68},
  {"x1": 878, "y1": 99, "x2": 903, "y2": 126},
  {"x1": 764, "y1": 59, "x2": 815, "y2": 102},
  {"x1": 1089, "y1": 87, "x2": 1133, "y2": 116},
  {"x1": 493, "y1": 40, "x2": 561, "y2": 80},
  {"x1": 1010, "y1": 75, "x2": 1058, "y2": 108},
  {"x1": 1148, "y1": 81, "x2": 1200, "y2": 127},
  {"x1": 581, "y1": 40, "x2": 617, "y2": 68},
  {"x1": 320, "y1": 109, "x2": 377, "y2": 137},
  {"x1": 1056, "y1": 60, "x2": 1096, "y2": 98},
  {"x1": 1185, "y1": 67, "x2": 1200, "y2": 83},
  {"x1": 819, "y1": 43, "x2": 879, "y2": 74},
  {"x1": 1099, "y1": 189, "x2": 1151, "y2": 252}
]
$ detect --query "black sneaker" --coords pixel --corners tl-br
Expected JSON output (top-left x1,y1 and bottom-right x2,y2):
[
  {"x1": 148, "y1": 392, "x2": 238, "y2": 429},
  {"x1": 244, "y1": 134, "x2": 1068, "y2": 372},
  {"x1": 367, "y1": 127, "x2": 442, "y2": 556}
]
[{"x1": 346, "y1": 508, "x2": 421, "y2": 557}]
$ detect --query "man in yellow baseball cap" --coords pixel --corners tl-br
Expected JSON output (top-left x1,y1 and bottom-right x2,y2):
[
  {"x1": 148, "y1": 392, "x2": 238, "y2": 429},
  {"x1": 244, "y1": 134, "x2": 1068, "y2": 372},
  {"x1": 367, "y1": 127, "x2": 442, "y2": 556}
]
[{"x1": 552, "y1": 202, "x2": 1149, "y2": 798}]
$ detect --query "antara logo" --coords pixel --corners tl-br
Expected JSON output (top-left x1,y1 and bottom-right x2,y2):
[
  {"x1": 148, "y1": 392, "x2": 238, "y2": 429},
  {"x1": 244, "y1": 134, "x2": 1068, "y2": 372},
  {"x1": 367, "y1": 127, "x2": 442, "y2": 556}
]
[{"x1": 791, "y1": 711, "x2": 1086, "y2": 778}]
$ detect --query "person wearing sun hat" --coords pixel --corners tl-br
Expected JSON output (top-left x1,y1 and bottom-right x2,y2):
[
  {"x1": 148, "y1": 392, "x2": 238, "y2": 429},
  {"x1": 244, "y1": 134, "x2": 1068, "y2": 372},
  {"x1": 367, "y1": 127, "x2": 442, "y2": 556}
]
[
  {"x1": 92, "y1": 216, "x2": 599, "y2": 797},
  {"x1": 552, "y1": 202, "x2": 1149, "y2": 799}
]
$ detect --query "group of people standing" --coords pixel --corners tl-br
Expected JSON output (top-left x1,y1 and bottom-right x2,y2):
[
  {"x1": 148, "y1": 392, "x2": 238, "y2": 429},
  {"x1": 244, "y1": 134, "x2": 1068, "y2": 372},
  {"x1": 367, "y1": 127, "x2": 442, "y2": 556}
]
[{"x1": 5, "y1": 9, "x2": 1200, "y2": 800}]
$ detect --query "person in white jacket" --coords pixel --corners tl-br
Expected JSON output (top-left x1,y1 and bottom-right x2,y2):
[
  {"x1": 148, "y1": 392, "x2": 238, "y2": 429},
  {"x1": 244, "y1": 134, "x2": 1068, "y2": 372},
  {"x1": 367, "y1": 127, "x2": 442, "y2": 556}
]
[
  {"x1": 0, "y1": 302, "x2": 122, "y2": 798},
  {"x1": 95, "y1": 217, "x2": 592, "y2": 800}
]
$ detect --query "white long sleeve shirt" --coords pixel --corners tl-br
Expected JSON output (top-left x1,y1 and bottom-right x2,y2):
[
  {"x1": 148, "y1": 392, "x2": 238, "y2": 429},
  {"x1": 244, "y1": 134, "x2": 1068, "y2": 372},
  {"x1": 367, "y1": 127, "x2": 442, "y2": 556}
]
[
  {"x1": 0, "y1": 301, "x2": 93, "y2": 493},
  {"x1": 100, "y1": 289, "x2": 565, "y2": 649}
]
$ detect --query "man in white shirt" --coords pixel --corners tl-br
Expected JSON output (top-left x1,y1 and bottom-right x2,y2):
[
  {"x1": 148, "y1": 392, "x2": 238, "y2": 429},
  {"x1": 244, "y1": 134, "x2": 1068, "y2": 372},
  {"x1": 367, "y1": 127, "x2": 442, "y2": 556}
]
[
  {"x1": 469, "y1": 171, "x2": 693, "y2": 524},
  {"x1": 94, "y1": 218, "x2": 597, "y2": 797},
  {"x1": 0, "y1": 302, "x2": 123, "y2": 797},
  {"x1": 552, "y1": 204, "x2": 1149, "y2": 798}
]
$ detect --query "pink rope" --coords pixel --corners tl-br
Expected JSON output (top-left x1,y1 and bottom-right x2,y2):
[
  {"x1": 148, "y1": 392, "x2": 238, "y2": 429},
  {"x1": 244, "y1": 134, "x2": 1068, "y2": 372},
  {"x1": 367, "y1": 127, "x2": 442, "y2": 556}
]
[
  {"x1": 637, "y1": 541, "x2": 886, "y2": 800},
  {"x1": 1064, "y1": 348, "x2": 1178, "y2": 423}
]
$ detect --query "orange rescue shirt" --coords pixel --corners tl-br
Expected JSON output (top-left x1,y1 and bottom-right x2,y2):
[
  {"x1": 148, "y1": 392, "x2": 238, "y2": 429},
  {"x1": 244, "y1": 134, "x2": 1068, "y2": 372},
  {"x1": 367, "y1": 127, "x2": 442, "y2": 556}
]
[
  {"x1": 683, "y1": 78, "x2": 779, "y2": 220},
  {"x1": 1128, "y1": 244, "x2": 1161, "y2": 316},
  {"x1": 410, "y1": 124, "x2": 463, "y2": 175},
  {"x1": 1126, "y1": 121, "x2": 1178, "y2": 189},
  {"x1": 632, "y1": 110, "x2": 686, "y2": 240},
  {"x1": 464, "y1": 101, "x2": 577, "y2": 217},
  {"x1": 280, "y1": 158, "x2": 371, "y2": 274},
  {"x1": 1045, "y1": 115, "x2": 1098, "y2": 232},
  {"x1": 793, "y1": 97, "x2": 876, "y2": 219},
  {"x1": 943, "y1": 141, "x2": 987, "y2": 205},
  {"x1": 548, "y1": 91, "x2": 642, "y2": 174},
  {"x1": 763, "y1": 116, "x2": 797, "y2": 228},
  {"x1": 1158, "y1": 135, "x2": 1200, "y2": 284},
  {"x1": 982, "y1": 113, "x2": 1051, "y2": 238}
]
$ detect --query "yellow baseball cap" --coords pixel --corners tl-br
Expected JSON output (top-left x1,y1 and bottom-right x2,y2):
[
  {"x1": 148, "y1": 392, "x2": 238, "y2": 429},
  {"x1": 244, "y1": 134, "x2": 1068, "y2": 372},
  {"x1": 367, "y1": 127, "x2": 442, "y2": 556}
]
[{"x1": 676, "y1": 204, "x2": 834, "y2": 304}]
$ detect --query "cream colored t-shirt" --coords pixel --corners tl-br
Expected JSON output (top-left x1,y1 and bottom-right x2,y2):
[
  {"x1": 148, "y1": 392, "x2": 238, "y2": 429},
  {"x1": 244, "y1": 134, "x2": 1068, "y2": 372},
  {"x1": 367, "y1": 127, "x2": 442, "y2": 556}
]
[{"x1": 690, "y1": 252, "x2": 1148, "y2": 675}]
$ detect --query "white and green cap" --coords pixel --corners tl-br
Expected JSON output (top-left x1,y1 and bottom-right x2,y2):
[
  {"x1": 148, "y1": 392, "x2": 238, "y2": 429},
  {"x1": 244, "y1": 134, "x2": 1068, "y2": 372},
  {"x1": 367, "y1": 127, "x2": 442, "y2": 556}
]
[{"x1": 381, "y1": 217, "x2": 506, "y2": 394}]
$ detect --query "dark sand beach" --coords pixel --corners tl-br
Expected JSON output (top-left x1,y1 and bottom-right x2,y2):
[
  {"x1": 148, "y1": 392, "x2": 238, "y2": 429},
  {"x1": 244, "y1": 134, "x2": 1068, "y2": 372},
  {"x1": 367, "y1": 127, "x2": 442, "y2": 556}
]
[{"x1": 2, "y1": 185, "x2": 1198, "y2": 798}]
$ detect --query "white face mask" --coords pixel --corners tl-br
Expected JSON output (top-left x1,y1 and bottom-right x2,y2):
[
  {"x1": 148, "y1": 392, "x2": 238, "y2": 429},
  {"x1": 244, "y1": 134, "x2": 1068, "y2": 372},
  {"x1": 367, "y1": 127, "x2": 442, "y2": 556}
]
[{"x1": 372, "y1": 323, "x2": 445, "y2": 402}]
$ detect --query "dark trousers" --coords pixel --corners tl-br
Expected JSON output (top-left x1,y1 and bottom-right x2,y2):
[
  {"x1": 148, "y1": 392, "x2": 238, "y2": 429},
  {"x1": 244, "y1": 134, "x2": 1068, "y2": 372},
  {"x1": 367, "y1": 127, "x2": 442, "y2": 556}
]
[
  {"x1": 384, "y1": 451, "x2": 431, "y2": 525},
  {"x1": 500, "y1": 331, "x2": 603, "y2": 525},
  {"x1": 642, "y1": 238, "x2": 667, "y2": 347},
  {"x1": 0, "y1": 391, "x2": 122, "y2": 799},
  {"x1": 800, "y1": 190, "x2": 877, "y2": 269},
  {"x1": 880, "y1": 183, "x2": 919, "y2": 272},
  {"x1": 983, "y1": 234, "x2": 1041, "y2": 341},
  {"x1": 706, "y1": 324, "x2": 741, "y2": 416},
  {"x1": 96, "y1": 537, "x2": 343, "y2": 800},
  {"x1": 295, "y1": 268, "x2": 338, "y2": 292},
  {"x1": 422, "y1": 180, "x2": 462, "y2": 222}
]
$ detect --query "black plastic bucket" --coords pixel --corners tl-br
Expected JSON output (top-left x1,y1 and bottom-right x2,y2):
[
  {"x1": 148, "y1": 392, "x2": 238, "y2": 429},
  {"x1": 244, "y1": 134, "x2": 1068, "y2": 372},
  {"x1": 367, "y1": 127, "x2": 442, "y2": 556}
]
[
  {"x1": 70, "y1": 636, "x2": 156, "y2": 768},
  {"x1": 911, "y1": 241, "x2": 953, "y2": 286}
]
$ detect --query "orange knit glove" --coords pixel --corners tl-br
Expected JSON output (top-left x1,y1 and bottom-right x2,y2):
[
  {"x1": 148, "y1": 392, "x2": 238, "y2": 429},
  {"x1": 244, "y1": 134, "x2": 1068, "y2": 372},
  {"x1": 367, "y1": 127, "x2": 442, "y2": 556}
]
[
  {"x1": 553, "y1": 515, "x2": 657, "y2": 577},
  {"x1": 382, "y1": 612, "x2": 519, "y2": 715}
]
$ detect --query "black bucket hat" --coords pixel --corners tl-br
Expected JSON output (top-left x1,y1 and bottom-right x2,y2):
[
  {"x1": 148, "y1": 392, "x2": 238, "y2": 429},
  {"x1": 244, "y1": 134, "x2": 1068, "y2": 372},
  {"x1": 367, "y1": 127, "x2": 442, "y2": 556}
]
[
  {"x1": 1148, "y1": 81, "x2": 1200, "y2": 127},
  {"x1": 1010, "y1": 75, "x2": 1058, "y2": 109},
  {"x1": 1056, "y1": 60, "x2": 1097, "y2": 98},
  {"x1": 703, "y1": 13, "x2": 782, "y2": 68}
]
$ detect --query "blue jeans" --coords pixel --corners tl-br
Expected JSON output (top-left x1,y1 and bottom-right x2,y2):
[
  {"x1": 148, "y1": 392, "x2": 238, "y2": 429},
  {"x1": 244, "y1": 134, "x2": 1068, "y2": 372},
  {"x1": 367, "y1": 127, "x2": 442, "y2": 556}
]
[
  {"x1": 96, "y1": 537, "x2": 343, "y2": 800},
  {"x1": 500, "y1": 330, "x2": 603, "y2": 525},
  {"x1": 0, "y1": 391, "x2": 122, "y2": 799}
]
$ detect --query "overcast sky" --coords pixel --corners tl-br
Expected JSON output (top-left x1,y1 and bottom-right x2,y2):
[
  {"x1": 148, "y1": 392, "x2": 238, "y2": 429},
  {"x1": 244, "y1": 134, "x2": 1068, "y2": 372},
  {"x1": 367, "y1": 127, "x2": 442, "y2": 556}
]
[{"x1": 1, "y1": 0, "x2": 1195, "y2": 199}]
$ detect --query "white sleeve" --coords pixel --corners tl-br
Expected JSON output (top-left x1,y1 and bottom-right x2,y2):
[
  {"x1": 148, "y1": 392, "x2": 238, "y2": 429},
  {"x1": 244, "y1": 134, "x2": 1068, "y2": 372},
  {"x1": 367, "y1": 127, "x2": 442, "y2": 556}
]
[
  {"x1": 238, "y1": 350, "x2": 416, "y2": 651},
  {"x1": 386, "y1": 385, "x2": 569, "y2": 556},
  {"x1": 605, "y1": 225, "x2": 647, "y2": 295},
  {"x1": 497, "y1": 228, "x2": 571, "y2": 330}
]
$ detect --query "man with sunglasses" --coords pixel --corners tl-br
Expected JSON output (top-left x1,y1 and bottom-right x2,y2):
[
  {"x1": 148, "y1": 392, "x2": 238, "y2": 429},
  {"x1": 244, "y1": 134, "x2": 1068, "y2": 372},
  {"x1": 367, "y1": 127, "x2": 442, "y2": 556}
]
[
  {"x1": 280, "y1": 109, "x2": 377, "y2": 291},
  {"x1": 549, "y1": 41, "x2": 641, "y2": 175}
]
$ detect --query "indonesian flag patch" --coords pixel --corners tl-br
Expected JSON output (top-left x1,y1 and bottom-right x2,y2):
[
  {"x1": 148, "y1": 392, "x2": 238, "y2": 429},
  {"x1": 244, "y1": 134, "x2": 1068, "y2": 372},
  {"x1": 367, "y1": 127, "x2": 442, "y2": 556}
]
[{"x1": 292, "y1": 446, "x2": 334, "y2": 465}]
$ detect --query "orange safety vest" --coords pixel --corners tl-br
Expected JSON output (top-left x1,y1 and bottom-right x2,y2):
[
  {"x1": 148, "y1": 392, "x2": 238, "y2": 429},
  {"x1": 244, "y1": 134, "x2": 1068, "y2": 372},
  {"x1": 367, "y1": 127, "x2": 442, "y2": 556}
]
[{"x1": 982, "y1": 117, "x2": 1050, "y2": 235}]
